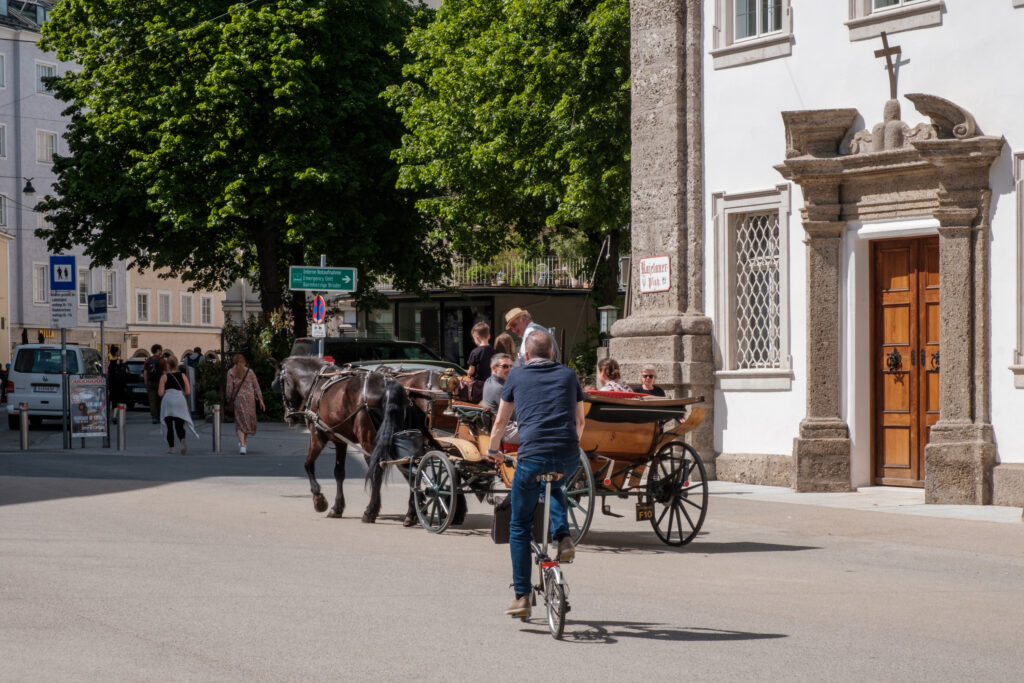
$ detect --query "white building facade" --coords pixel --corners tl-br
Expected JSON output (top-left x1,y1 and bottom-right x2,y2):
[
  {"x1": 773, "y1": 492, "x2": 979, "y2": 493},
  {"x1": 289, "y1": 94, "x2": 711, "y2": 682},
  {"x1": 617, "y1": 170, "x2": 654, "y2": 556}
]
[{"x1": 701, "y1": 0, "x2": 1024, "y2": 503}]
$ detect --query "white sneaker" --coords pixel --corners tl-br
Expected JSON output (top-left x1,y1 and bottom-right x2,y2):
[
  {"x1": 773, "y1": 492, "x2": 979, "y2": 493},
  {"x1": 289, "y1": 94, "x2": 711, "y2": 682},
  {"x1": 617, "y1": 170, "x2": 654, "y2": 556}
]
[{"x1": 239, "y1": 445, "x2": 246, "y2": 455}]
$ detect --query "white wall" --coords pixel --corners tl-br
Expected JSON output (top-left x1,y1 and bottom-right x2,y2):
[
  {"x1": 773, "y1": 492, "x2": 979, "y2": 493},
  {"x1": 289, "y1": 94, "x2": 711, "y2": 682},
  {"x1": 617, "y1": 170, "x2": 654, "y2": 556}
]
[{"x1": 703, "y1": 1, "x2": 1024, "y2": 465}]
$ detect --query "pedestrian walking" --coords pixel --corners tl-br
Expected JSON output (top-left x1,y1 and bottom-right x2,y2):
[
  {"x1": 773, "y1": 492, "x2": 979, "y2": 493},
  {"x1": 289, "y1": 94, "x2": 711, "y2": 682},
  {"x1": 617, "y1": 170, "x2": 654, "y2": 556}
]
[
  {"x1": 143, "y1": 344, "x2": 165, "y2": 424},
  {"x1": 159, "y1": 356, "x2": 198, "y2": 454},
  {"x1": 227, "y1": 354, "x2": 265, "y2": 455},
  {"x1": 486, "y1": 330, "x2": 584, "y2": 619}
]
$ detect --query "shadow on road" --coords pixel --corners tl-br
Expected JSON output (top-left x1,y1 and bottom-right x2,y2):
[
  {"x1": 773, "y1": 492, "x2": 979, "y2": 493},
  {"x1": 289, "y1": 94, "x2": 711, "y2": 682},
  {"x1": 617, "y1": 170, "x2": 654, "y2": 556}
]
[{"x1": 520, "y1": 620, "x2": 788, "y2": 644}]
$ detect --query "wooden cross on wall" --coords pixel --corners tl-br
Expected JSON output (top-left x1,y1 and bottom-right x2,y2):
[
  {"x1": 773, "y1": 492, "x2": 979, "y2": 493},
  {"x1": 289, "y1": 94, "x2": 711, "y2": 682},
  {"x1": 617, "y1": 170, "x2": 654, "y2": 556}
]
[{"x1": 874, "y1": 31, "x2": 902, "y2": 100}]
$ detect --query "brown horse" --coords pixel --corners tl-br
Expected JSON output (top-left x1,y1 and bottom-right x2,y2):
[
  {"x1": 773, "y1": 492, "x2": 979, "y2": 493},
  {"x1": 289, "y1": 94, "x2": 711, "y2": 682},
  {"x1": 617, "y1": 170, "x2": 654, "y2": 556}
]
[{"x1": 273, "y1": 357, "x2": 424, "y2": 523}]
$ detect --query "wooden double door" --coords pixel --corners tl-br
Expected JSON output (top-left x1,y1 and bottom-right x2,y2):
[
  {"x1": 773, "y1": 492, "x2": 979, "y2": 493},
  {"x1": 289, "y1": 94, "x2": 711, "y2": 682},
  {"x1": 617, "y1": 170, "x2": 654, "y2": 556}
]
[{"x1": 872, "y1": 236, "x2": 940, "y2": 487}]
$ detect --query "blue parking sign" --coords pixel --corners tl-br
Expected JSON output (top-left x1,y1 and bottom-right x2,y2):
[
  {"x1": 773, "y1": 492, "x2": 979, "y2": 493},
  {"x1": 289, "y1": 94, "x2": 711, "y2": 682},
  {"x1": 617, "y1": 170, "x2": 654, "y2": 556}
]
[{"x1": 49, "y1": 255, "x2": 77, "y2": 291}]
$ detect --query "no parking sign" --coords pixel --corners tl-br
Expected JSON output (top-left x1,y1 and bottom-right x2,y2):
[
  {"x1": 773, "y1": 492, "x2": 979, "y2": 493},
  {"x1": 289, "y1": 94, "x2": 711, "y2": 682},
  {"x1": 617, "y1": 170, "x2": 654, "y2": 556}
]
[{"x1": 311, "y1": 295, "x2": 326, "y2": 324}]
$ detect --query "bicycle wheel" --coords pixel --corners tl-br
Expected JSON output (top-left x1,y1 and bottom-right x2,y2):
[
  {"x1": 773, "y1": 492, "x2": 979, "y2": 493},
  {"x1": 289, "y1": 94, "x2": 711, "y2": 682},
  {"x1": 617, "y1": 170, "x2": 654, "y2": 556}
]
[
  {"x1": 412, "y1": 450, "x2": 460, "y2": 533},
  {"x1": 543, "y1": 567, "x2": 567, "y2": 639},
  {"x1": 647, "y1": 440, "x2": 708, "y2": 546},
  {"x1": 564, "y1": 450, "x2": 595, "y2": 545}
]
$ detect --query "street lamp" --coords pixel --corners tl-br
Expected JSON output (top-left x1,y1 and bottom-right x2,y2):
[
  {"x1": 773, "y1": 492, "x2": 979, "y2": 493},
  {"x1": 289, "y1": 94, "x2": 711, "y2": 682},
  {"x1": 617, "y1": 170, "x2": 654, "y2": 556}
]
[
  {"x1": 598, "y1": 305, "x2": 619, "y2": 346},
  {"x1": 23, "y1": 178, "x2": 35, "y2": 195}
]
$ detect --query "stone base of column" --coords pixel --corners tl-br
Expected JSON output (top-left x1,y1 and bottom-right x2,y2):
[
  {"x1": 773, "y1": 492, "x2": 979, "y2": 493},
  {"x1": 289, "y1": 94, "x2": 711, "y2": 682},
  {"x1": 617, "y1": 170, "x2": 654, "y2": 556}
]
[
  {"x1": 924, "y1": 421, "x2": 995, "y2": 504},
  {"x1": 792, "y1": 418, "x2": 852, "y2": 492},
  {"x1": 609, "y1": 313, "x2": 716, "y2": 479}
]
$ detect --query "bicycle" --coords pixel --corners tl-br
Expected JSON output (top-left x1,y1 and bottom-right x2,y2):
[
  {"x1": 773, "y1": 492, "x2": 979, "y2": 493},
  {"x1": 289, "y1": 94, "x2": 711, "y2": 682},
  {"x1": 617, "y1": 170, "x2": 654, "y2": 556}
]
[{"x1": 530, "y1": 471, "x2": 571, "y2": 639}]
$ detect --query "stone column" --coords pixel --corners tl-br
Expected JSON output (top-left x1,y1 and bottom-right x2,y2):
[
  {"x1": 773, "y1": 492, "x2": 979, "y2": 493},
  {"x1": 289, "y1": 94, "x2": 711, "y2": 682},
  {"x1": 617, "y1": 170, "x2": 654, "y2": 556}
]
[{"x1": 612, "y1": 0, "x2": 714, "y2": 474}]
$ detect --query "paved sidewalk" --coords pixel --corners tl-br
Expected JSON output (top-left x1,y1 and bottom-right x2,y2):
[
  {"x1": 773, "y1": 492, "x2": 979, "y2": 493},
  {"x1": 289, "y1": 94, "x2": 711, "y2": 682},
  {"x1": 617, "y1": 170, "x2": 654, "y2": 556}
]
[{"x1": 2, "y1": 407, "x2": 1021, "y2": 524}]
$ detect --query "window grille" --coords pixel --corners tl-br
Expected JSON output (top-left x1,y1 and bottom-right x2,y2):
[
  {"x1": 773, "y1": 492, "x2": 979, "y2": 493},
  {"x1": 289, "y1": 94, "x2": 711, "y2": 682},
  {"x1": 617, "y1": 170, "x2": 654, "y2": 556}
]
[{"x1": 734, "y1": 211, "x2": 781, "y2": 369}]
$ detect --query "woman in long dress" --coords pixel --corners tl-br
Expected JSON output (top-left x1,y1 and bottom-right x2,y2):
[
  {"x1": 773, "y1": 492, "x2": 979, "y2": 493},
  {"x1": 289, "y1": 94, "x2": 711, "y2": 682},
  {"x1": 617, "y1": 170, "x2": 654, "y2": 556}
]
[
  {"x1": 227, "y1": 353, "x2": 265, "y2": 455},
  {"x1": 159, "y1": 356, "x2": 199, "y2": 454}
]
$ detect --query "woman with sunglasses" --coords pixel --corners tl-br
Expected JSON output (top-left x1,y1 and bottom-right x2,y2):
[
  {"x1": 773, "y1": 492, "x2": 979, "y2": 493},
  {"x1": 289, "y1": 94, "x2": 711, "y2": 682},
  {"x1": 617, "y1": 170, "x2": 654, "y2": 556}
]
[{"x1": 634, "y1": 365, "x2": 666, "y2": 396}]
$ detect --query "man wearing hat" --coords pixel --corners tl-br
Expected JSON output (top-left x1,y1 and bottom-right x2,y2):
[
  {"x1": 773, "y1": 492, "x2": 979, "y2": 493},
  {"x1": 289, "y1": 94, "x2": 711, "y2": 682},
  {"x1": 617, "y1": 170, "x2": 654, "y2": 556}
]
[{"x1": 504, "y1": 307, "x2": 560, "y2": 364}]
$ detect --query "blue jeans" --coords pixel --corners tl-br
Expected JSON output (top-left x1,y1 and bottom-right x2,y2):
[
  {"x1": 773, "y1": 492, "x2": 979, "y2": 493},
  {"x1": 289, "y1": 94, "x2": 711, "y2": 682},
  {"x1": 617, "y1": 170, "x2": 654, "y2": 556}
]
[{"x1": 509, "y1": 454, "x2": 577, "y2": 597}]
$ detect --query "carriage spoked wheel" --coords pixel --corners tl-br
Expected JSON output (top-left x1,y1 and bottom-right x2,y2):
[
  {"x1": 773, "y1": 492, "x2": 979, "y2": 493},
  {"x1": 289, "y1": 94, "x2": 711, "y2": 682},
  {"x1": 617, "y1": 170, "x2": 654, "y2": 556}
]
[
  {"x1": 646, "y1": 440, "x2": 708, "y2": 546},
  {"x1": 564, "y1": 450, "x2": 596, "y2": 545},
  {"x1": 412, "y1": 450, "x2": 460, "y2": 534}
]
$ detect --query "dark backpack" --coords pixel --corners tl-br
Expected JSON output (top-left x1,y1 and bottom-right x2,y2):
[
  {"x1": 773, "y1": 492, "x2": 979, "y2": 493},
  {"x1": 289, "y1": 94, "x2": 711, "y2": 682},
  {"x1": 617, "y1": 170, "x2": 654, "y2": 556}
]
[{"x1": 145, "y1": 356, "x2": 162, "y2": 387}]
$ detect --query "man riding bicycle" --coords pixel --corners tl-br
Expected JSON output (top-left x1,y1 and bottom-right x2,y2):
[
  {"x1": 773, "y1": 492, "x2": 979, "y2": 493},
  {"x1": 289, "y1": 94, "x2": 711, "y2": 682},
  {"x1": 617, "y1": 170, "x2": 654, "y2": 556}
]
[{"x1": 486, "y1": 330, "x2": 585, "y2": 619}]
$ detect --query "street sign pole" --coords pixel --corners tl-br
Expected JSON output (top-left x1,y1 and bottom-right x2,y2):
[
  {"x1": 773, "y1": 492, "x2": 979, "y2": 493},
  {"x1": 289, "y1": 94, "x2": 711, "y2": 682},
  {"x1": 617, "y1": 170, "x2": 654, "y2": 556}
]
[
  {"x1": 61, "y1": 329, "x2": 70, "y2": 449},
  {"x1": 101, "y1": 320, "x2": 109, "y2": 448}
]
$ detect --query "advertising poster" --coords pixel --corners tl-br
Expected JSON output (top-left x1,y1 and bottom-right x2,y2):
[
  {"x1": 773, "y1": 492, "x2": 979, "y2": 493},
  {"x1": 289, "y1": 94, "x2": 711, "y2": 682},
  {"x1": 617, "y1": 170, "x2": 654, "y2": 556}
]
[{"x1": 71, "y1": 377, "x2": 107, "y2": 438}]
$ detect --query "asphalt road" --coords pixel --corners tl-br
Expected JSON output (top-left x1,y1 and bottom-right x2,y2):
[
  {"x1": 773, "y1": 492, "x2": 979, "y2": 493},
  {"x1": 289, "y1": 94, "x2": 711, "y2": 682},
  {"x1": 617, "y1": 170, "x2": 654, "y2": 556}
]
[{"x1": 2, "y1": 414, "x2": 1024, "y2": 681}]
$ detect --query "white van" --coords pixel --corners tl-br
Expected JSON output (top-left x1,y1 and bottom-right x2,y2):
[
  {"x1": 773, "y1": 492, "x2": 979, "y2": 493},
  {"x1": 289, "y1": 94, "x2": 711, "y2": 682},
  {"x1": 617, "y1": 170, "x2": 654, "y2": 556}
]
[{"x1": 5, "y1": 343, "x2": 104, "y2": 429}]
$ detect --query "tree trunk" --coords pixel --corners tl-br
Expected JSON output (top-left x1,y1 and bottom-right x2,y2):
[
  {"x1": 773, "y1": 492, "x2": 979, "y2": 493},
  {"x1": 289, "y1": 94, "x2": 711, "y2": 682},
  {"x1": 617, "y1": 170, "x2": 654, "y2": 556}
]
[
  {"x1": 252, "y1": 222, "x2": 283, "y2": 314},
  {"x1": 291, "y1": 289, "x2": 308, "y2": 338}
]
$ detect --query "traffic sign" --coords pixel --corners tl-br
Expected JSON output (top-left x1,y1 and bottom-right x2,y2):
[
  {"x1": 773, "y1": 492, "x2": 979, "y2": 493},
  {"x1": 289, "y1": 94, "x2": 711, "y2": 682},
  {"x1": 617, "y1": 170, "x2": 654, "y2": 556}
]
[
  {"x1": 49, "y1": 255, "x2": 77, "y2": 291},
  {"x1": 289, "y1": 266, "x2": 357, "y2": 292},
  {"x1": 311, "y1": 295, "x2": 326, "y2": 324},
  {"x1": 311, "y1": 323, "x2": 326, "y2": 338},
  {"x1": 50, "y1": 291, "x2": 76, "y2": 329},
  {"x1": 87, "y1": 293, "x2": 108, "y2": 323}
]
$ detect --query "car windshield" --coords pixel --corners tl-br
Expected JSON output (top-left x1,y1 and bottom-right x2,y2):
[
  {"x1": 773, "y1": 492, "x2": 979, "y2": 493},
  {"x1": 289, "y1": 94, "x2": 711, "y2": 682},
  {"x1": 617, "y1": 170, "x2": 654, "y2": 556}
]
[
  {"x1": 15, "y1": 348, "x2": 80, "y2": 374},
  {"x1": 124, "y1": 362, "x2": 144, "y2": 377}
]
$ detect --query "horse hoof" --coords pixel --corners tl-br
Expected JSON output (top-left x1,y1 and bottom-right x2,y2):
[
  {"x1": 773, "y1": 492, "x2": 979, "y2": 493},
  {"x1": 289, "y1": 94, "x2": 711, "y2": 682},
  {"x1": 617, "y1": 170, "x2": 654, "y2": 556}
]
[
  {"x1": 361, "y1": 513, "x2": 377, "y2": 523},
  {"x1": 402, "y1": 516, "x2": 417, "y2": 528},
  {"x1": 313, "y1": 495, "x2": 329, "y2": 513},
  {"x1": 326, "y1": 509, "x2": 344, "y2": 519}
]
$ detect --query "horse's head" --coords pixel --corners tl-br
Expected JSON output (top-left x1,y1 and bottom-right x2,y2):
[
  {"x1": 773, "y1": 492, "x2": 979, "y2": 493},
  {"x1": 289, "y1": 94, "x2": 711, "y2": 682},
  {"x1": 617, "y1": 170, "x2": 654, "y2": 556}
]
[{"x1": 277, "y1": 356, "x2": 333, "y2": 426}]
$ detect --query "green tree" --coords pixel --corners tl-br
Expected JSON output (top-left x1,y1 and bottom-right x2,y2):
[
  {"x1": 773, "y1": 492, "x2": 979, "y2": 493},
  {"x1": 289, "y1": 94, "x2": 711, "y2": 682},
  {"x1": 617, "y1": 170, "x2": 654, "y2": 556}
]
[
  {"x1": 37, "y1": 0, "x2": 448, "y2": 334},
  {"x1": 384, "y1": 0, "x2": 630, "y2": 305}
]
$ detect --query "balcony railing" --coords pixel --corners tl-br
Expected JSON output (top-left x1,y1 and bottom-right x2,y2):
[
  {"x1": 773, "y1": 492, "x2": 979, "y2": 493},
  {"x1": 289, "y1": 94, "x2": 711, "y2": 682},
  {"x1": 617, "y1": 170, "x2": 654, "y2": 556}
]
[{"x1": 378, "y1": 254, "x2": 590, "y2": 291}]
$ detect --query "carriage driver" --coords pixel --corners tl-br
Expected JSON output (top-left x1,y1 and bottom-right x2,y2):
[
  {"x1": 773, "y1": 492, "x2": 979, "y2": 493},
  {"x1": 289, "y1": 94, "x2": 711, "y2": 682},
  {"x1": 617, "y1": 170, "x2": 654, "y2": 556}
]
[{"x1": 486, "y1": 330, "x2": 584, "y2": 619}]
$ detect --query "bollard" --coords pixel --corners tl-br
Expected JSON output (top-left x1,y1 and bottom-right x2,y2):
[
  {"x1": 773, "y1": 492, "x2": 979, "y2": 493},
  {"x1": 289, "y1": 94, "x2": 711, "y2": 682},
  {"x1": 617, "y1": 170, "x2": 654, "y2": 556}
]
[
  {"x1": 212, "y1": 404, "x2": 221, "y2": 453},
  {"x1": 19, "y1": 402, "x2": 29, "y2": 451},
  {"x1": 116, "y1": 404, "x2": 127, "y2": 451}
]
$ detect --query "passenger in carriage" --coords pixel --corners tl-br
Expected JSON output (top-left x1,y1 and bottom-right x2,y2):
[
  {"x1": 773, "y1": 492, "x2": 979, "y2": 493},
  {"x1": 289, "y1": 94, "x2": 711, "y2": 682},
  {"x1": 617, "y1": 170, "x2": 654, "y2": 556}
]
[
  {"x1": 595, "y1": 358, "x2": 631, "y2": 392},
  {"x1": 481, "y1": 353, "x2": 519, "y2": 445},
  {"x1": 633, "y1": 365, "x2": 666, "y2": 397}
]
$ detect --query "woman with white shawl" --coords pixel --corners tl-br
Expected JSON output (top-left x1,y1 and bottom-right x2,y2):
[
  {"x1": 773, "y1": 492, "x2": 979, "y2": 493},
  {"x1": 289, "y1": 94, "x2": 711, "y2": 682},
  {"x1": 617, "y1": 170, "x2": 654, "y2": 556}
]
[{"x1": 159, "y1": 356, "x2": 199, "y2": 454}]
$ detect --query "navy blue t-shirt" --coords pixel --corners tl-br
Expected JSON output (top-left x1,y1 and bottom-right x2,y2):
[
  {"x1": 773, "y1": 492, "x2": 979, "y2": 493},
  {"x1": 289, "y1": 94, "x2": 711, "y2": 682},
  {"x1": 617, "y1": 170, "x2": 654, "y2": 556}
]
[{"x1": 500, "y1": 361, "x2": 583, "y2": 462}]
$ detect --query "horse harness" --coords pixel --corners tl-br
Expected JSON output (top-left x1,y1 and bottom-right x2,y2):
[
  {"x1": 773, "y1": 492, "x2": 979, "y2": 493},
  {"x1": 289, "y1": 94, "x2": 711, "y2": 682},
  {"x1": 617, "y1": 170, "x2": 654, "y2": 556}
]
[{"x1": 291, "y1": 366, "x2": 387, "y2": 442}]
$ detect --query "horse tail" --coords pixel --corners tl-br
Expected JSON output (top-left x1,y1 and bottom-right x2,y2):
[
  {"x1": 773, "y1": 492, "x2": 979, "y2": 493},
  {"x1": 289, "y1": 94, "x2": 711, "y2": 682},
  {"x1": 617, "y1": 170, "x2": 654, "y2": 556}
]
[{"x1": 365, "y1": 377, "x2": 409, "y2": 487}]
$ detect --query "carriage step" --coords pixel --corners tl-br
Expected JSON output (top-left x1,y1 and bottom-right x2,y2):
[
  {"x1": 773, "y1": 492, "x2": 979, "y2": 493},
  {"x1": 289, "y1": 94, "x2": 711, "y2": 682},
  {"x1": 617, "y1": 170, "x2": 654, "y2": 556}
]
[{"x1": 601, "y1": 503, "x2": 624, "y2": 518}]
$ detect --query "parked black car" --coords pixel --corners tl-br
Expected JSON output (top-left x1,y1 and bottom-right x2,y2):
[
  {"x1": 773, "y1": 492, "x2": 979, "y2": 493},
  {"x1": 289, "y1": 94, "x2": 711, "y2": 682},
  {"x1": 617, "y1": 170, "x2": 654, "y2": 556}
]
[
  {"x1": 120, "y1": 358, "x2": 149, "y2": 410},
  {"x1": 289, "y1": 337, "x2": 465, "y2": 374}
]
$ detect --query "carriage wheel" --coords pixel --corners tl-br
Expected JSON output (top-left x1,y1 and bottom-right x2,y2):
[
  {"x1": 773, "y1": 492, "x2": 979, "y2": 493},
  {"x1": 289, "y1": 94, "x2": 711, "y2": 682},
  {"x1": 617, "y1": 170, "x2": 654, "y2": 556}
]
[
  {"x1": 544, "y1": 568, "x2": 567, "y2": 640},
  {"x1": 646, "y1": 440, "x2": 708, "y2": 546},
  {"x1": 564, "y1": 450, "x2": 596, "y2": 545},
  {"x1": 413, "y1": 450, "x2": 460, "y2": 534}
]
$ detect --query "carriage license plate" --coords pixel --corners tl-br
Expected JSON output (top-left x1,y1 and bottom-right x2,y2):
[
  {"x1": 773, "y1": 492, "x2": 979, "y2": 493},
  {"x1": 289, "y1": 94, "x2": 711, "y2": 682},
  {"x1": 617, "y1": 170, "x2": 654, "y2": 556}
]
[{"x1": 635, "y1": 502, "x2": 654, "y2": 521}]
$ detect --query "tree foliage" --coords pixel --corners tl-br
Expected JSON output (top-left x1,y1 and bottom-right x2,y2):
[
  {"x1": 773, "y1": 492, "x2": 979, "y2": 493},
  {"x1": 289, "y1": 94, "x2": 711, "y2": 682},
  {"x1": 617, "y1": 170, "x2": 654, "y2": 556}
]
[
  {"x1": 384, "y1": 0, "x2": 630, "y2": 304},
  {"x1": 37, "y1": 0, "x2": 448, "y2": 329}
]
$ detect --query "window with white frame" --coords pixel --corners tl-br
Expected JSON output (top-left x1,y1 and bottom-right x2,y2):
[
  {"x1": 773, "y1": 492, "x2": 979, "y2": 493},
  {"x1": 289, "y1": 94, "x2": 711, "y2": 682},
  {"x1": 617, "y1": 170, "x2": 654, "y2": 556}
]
[
  {"x1": 36, "y1": 210, "x2": 54, "y2": 231},
  {"x1": 0, "y1": 54, "x2": 6, "y2": 88},
  {"x1": 35, "y1": 62, "x2": 56, "y2": 94},
  {"x1": 33, "y1": 264, "x2": 49, "y2": 303},
  {"x1": 711, "y1": 0, "x2": 792, "y2": 69},
  {"x1": 181, "y1": 293, "x2": 193, "y2": 325},
  {"x1": 158, "y1": 291, "x2": 171, "y2": 324},
  {"x1": 713, "y1": 184, "x2": 793, "y2": 390},
  {"x1": 0, "y1": 124, "x2": 6, "y2": 158},
  {"x1": 104, "y1": 269, "x2": 117, "y2": 309},
  {"x1": 200, "y1": 296, "x2": 213, "y2": 325},
  {"x1": 136, "y1": 291, "x2": 150, "y2": 323},
  {"x1": 846, "y1": 0, "x2": 941, "y2": 41},
  {"x1": 0, "y1": 195, "x2": 6, "y2": 227},
  {"x1": 37, "y1": 130, "x2": 57, "y2": 163},
  {"x1": 78, "y1": 268, "x2": 89, "y2": 306}
]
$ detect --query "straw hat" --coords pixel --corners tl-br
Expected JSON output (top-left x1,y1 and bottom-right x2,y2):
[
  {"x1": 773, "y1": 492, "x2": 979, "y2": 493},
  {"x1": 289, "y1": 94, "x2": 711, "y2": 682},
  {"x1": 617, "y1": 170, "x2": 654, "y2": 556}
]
[{"x1": 504, "y1": 307, "x2": 530, "y2": 329}]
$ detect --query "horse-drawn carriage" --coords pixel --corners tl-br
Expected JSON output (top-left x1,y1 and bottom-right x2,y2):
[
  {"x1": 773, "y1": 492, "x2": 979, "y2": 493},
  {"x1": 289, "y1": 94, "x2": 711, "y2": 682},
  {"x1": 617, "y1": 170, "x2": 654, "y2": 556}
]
[
  {"x1": 275, "y1": 357, "x2": 709, "y2": 547},
  {"x1": 403, "y1": 379, "x2": 709, "y2": 547}
]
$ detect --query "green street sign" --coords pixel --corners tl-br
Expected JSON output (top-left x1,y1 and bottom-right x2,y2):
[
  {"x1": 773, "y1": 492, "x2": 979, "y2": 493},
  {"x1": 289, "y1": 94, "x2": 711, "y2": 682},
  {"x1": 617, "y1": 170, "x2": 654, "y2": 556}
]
[{"x1": 288, "y1": 266, "x2": 358, "y2": 292}]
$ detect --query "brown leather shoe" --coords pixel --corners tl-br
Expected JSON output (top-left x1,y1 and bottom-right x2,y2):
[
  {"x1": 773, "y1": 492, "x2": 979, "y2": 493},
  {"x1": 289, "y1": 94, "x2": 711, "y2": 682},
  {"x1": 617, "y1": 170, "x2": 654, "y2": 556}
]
[
  {"x1": 505, "y1": 595, "x2": 531, "y2": 618},
  {"x1": 557, "y1": 536, "x2": 576, "y2": 562}
]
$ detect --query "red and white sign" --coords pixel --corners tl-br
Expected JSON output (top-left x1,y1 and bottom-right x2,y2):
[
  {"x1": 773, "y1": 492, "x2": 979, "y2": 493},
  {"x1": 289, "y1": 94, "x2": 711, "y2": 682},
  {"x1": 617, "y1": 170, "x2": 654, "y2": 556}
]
[
  {"x1": 638, "y1": 255, "x2": 671, "y2": 294},
  {"x1": 311, "y1": 295, "x2": 326, "y2": 324}
]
